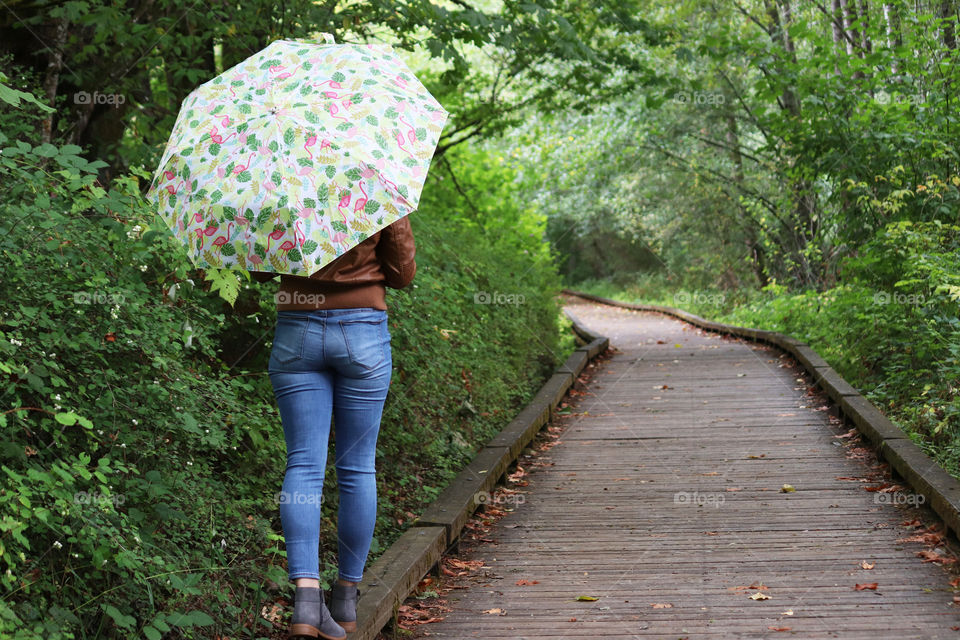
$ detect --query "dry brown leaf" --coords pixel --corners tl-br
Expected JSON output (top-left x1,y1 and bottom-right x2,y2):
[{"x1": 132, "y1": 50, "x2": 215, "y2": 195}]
[
  {"x1": 651, "y1": 603, "x2": 673, "y2": 608},
  {"x1": 482, "y1": 608, "x2": 505, "y2": 615},
  {"x1": 854, "y1": 583, "x2": 879, "y2": 591},
  {"x1": 860, "y1": 561, "x2": 875, "y2": 570}
]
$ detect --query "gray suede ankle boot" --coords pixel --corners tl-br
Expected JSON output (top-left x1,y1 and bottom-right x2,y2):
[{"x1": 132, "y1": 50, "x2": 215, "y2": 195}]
[
  {"x1": 288, "y1": 586, "x2": 346, "y2": 640},
  {"x1": 329, "y1": 582, "x2": 360, "y2": 632}
]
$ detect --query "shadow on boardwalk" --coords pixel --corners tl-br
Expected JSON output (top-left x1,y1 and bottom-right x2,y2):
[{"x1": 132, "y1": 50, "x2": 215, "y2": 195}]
[{"x1": 390, "y1": 296, "x2": 960, "y2": 639}]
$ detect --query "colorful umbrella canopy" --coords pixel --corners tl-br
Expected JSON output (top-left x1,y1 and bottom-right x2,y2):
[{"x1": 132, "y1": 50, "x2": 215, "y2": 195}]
[{"x1": 148, "y1": 33, "x2": 448, "y2": 275}]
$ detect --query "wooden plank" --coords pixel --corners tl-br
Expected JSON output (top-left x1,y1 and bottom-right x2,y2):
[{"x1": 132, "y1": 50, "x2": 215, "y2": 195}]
[
  {"x1": 838, "y1": 393, "x2": 909, "y2": 445},
  {"x1": 880, "y1": 438, "x2": 960, "y2": 537},
  {"x1": 398, "y1": 297, "x2": 960, "y2": 639},
  {"x1": 354, "y1": 526, "x2": 446, "y2": 640},
  {"x1": 578, "y1": 336, "x2": 607, "y2": 358},
  {"x1": 809, "y1": 364, "x2": 860, "y2": 404},
  {"x1": 485, "y1": 403, "x2": 550, "y2": 459},
  {"x1": 412, "y1": 446, "x2": 513, "y2": 544},
  {"x1": 557, "y1": 348, "x2": 589, "y2": 377}
]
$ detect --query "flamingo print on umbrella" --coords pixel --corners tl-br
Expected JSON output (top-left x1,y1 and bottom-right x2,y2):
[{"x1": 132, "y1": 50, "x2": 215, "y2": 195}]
[{"x1": 148, "y1": 32, "x2": 449, "y2": 276}]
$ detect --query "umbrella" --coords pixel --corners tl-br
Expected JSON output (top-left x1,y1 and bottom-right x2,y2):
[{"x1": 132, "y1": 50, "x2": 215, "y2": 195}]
[{"x1": 148, "y1": 33, "x2": 448, "y2": 275}]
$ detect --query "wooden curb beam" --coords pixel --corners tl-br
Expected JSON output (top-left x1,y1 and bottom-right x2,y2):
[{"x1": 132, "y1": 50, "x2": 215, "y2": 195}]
[
  {"x1": 560, "y1": 288, "x2": 960, "y2": 546},
  {"x1": 348, "y1": 307, "x2": 610, "y2": 640}
]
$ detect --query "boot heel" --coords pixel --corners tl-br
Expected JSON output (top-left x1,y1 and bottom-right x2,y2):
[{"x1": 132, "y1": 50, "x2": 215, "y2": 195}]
[{"x1": 330, "y1": 583, "x2": 360, "y2": 633}]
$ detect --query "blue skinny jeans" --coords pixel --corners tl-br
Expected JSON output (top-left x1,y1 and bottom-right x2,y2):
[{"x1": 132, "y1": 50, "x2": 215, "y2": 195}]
[{"x1": 268, "y1": 307, "x2": 392, "y2": 583}]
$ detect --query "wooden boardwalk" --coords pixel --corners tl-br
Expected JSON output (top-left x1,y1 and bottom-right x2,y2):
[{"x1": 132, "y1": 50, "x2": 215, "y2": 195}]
[{"x1": 405, "y1": 297, "x2": 960, "y2": 639}]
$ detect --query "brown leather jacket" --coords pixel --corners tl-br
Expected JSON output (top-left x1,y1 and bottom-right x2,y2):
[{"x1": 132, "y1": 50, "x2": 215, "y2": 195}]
[{"x1": 252, "y1": 216, "x2": 416, "y2": 310}]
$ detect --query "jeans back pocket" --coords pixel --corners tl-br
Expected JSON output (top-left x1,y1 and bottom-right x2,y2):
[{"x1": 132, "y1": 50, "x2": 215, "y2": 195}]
[
  {"x1": 339, "y1": 318, "x2": 386, "y2": 370},
  {"x1": 270, "y1": 314, "x2": 308, "y2": 366}
]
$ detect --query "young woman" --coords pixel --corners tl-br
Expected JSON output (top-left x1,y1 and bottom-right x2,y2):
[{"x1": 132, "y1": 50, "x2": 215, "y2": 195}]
[{"x1": 253, "y1": 217, "x2": 416, "y2": 639}]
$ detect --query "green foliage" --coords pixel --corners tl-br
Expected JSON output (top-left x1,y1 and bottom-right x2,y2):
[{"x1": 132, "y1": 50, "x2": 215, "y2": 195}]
[{"x1": 0, "y1": 84, "x2": 567, "y2": 637}]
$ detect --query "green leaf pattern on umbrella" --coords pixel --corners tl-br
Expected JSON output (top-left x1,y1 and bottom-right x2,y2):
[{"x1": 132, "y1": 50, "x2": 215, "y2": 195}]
[{"x1": 149, "y1": 37, "x2": 448, "y2": 275}]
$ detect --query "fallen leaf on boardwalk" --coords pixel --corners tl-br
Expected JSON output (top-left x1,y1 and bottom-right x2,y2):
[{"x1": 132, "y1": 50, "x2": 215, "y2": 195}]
[
  {"x1": 396, "y1": 603, "x2": 447, "y2": 628},
  {"x1": 897, "y1": 524, "x2": 944, "y2": 545},
  {"x1": 704, "y1": 531, "x2": 719, "y2": 536},
  {"x1": 782, "y1": 609, "x2": 794, "y2": 616},
  {"x1": 768, "y1": 627, "x2": 791, "y2": 632},
  {"x1": 901, "y1": 519, "x2": 922, "y2": 527},
  {"x1": 777, "y1": 413, "x2": 795, "y2": 417},
  {"x1": 834, "y1": 429, "x2": 858, "y2": 439},
  {"x1": 916, "y1": 550, "x2": 958, "y2": 565},
  {"x1": 482, "y1": 608, "x2": 505, "y2": 615},
  {"x1": 656, "y1": 340, "x2": 666, "y2": 344},
  {"x1": 569, "y1": 617, "x2": 577, "y2": 622},
  {"x1": 516, "y1": 579, "x2": 539, "y2": 586},
  {"x1": 836, "y1": 476, "x2": 867, "y2": 481},
  {"x1": 702, "y1": 471, "x2": 720, "y2": 476},
  {"x1": 576, "y1": 595, "x2": 599, "y2": 601},
  {"x1": 729, "y1": 583, "x2": 768, "y2": 592},
  {"x1": 651, "y1": 603, "x2": 673, "y2": 608},
  {"x1": 950, "y1": 577, "x2": 960, "y2": 587},
  {"x1": 749, "y1": 592, "x2": 771, "y2": 600},
  {"x1": 747, "y1": 454, "x2": 765, "y2": 459},
  {"x1": 726, "y1": 487, "x2": 742, "y2": 492},
  {"x1": 854, "y1": 583, "x2": 879, "y2": 590},
  {"x1": 860, "y1": 561, "x2": 875, "y2": 570},
  {"x1": 864, "y1": 483, "x2": 894, "y2": 492},
  {"x1": 780, "y1": 484, "x2": 796, "y2": 493}
]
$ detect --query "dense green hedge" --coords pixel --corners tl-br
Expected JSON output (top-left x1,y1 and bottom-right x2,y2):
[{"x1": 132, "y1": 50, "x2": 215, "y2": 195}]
[{"x1": 0, "y1": 107, "x2": 569, "y2": 638}]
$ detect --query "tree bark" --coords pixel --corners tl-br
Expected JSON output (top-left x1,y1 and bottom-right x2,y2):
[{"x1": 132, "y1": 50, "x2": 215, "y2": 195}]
[
  {"x1": 40, "y1": 17, "x2": 68, "y2": 144},
  {"x1": 941, "y1": 0, "x2": 957, "y2": 49}
]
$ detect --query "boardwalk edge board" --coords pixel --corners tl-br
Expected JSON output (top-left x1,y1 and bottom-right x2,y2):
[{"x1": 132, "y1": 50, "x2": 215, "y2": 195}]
[
  {"x1": 350, "y1": 308, "x2": 609, "y2": 640},
  {"x1": 559, "y1": 288, "x2": 960, "y2": 543}
]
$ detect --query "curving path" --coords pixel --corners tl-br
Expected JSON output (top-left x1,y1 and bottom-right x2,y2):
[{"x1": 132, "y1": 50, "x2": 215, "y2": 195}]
[{"x1": 403, "y1": 297, "x2": 960, "y2": 639}]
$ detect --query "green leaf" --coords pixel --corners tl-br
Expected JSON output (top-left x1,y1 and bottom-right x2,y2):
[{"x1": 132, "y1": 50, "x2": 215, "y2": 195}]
[
  {"x1": 54, "y1": 412, "x2": 78, "y2": 426},
  {"x1": 103, "y1": 604, "x2": 136, "y2": 629}
]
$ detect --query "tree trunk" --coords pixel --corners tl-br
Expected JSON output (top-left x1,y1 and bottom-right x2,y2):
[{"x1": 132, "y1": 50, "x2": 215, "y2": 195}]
[
  {"x1": 858, "y1": 0, "x2": 873, "y2": 52},
  {"x1": 941, "y1": 0, "x2": 957, "y2": 49},
  {"x1": 40, "y1": 17, "x2": 68, "y2": 144},
  {"x1": 883, "y1": 2, "x2": 901, "y2": 73}
]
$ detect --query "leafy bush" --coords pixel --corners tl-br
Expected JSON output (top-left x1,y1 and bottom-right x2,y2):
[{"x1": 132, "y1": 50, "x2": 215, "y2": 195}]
[{"x1": 0, "y1": 90, "x2": 568, "y2": 638}]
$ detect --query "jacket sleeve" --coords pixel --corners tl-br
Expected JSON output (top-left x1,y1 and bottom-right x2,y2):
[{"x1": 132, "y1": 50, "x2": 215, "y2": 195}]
[{"x1": 376, "y1": 215, "x2": 417, "y2": 289}]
